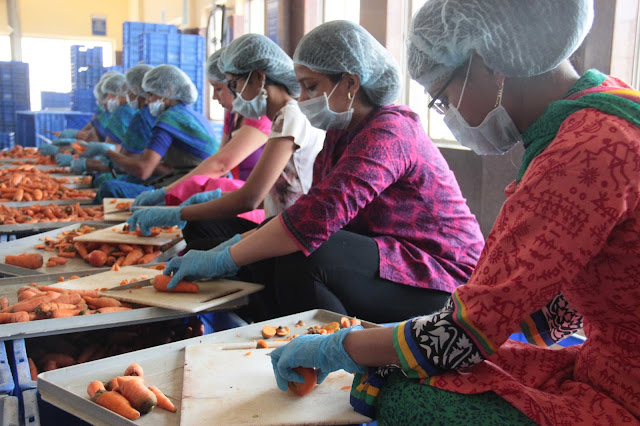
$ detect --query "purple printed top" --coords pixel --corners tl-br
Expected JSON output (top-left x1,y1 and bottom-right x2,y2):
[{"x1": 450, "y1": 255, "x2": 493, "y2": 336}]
[{"x1": 280, "y1": 105, "x2": 484, "y2": 292}]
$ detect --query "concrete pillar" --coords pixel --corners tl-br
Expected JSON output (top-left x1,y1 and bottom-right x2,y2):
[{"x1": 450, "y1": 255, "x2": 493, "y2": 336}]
[{"x1": 7, "y1": 0, "x2": 21, "y2": 61}]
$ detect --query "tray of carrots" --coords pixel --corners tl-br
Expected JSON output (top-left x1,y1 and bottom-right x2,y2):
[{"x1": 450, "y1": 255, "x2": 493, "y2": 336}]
[
  {"x1": 0, "y1": 202, "x2": 104, "y2": 225},
  {"x1": 0, "y1": 166, "x2": 95, "y2": 202}
]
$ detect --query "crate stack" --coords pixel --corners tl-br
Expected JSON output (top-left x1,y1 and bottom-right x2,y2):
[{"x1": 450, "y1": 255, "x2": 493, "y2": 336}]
[
  {"x1": 0, "y1": 61, "x2": 31, "y2": 150},
  {"x1": 122, "y1": 21, "x2": 179, "y2": 70},
  {"x1": 139, "y1": 33, "x2": 206, "y2": 113},
  {"x1": 70, "y1": 46, "x2": 103, "y2": 113},
  {"x1": 40, "y1": 92, "x2": 72, "y2": 109},
  {"x1": 15, "y1": 111, "x2": 94, "y2": 147}
]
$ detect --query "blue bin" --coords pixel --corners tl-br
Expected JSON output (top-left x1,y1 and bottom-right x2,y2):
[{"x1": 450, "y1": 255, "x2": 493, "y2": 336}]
[
  {"x1": 0, "y1": 395, "x2": 19, "y2": 426},
  {"x1": 40, "y1": 92, "x2": 71, "y2": 109},
  {"x1": 16, "y1": 111, "x2": 94, "y2": 147},
  {"x1": 9, "y1": 340, "x2": 36, "y2": 392},
  {"x1": 70, "y1": 46, "x2": 103, "y2": 69},
  {"x1": 0, "y1": 341, "x2": 15, "y2": 396},
  {"x1": 0, "y1": 131, "x2": 14, "y2": 150}
]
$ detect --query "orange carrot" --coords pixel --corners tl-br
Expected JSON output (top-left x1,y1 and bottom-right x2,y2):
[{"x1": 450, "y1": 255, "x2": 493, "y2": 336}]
[
  {"x1": 115, "y1": 256, "x2": 125, "y2": 267},
  {"x1": 0, "y1": 312, "x2": 30, "y2": 323},
  {"x1": 106, "y1": 375, "x2": 144, "y2": 392},
  {"x1": 111, "y1": 263, "x2": 121, "y2": 272},
  {"x1": 118, "y1": 377, "x2": 157, "y2": 414},
  {"x1": 152, "y1": 275, "x2": 199, "y2": 293},
  {"x1": 50, "y1": 309, "x2": 82, "y2": 318},
  {"x1": 57, "y1": 251, "x2": 77, "y2": 258},
  {"x1": 35, "y1": 302, "x2": 79, "y2": 315},
  {"x1": 0, "y1": 297, "x2": 8, "y2": 310},
  {"x1": 136, "y1": 250, "x2": 162, "y2": 265},
  {"x1": 74, "y1": 242, "x2": 88, "y2": 259},
  {"x1": 118, "y1": 244, "x2": 134, "y2": 253},
  {"x1": 148, "y1": 386, "x2": 176, "y2": 412},
  {"x1": 93, "y1": 390, "x2": 141, "y2": 420},
  {"x1": 55, "y1": 293, "x2": 82, "y2": 305},
  {"x1": 28, "y1": 358, "x2": 38, "y2": 380},
  {"x1": 124, "y1": 363, "x2": 144, "y2": 377},
  {"x1": 9, "y1": 292, "x2": 60, "y2": 313},
  {"x1": 96, "y1": 307, "x2": 131, "y2": 314},
  {"x1": 83, "y1": 296, "x2": 121, "y2": 309},
  {"x1": 49, "y1": 257, "x2": 67, "y2": 265},
  {"x1": 87, "y1": 381, "x2": 106, "y2": 399},
  {"x1": 5, "y1": 253, "x2": 43, "y2": 269},
  {"x1": 122, "y1": 248, "x2": 144, "y2": 266},
  {"x1": 32, "y1": 286, "x2": 100, "y2": 298},
  {"x1": 46, "y1": 260, "x2": 57, "y2": 267}
]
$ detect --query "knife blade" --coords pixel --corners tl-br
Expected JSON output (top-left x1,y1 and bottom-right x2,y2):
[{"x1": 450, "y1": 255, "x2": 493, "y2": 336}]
[
  {"x1": 106, "y1": 209, "x2": 133, "y2": 215},
  {"x1": 104, "y1": 277, "x2": 155, "y2": 292}
]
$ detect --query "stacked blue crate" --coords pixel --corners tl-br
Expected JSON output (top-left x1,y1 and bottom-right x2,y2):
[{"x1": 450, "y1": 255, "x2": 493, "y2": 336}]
[
  {"x1": 0, "y1": 131, "x2": 14, "y2": 150},
  {"x1": 122, "y1": 21, "x2": 179, "y2": 70},
  {"x1": 139, "y1": 33, "x2": 206, "y2": 113},
  {"x1": 15, "y1": 111, "x2": 93, "y2": 147},
  {"x1": 104, "y1": 65, "x2": 123, "y2": 74},
  {"x1": 70, "y1": 46, "x2": 103, "y2": 114},
  {"x1": 0, "y1": 62, "x2": 31, "y2": 132},
  {"x1": 40, "y1": 92, "x2": 71, "y2": 109}
]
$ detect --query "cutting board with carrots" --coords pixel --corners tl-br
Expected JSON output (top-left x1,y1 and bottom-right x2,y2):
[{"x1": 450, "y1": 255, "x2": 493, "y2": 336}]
[
  {"x1": 73, "y1": 222, "x2": 183, "y2": 246},
  {"x1": 102, "y1": 198, "x2": 135, "y2": 221},
  {"x1": 181, "y1": 343, "x2": 371, "y2": 425},
  {"x1": 48, "y1": 266, "x2": 164, "y2": 292}
]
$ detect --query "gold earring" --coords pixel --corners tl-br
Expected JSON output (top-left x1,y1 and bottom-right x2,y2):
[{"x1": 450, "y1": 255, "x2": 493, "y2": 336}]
[
  {"x1": 494, "y1": 78, "x2": 504, "y2": 108},
  {"x1": 347, "y1": 92, "x2": 352, "y2": 100}
]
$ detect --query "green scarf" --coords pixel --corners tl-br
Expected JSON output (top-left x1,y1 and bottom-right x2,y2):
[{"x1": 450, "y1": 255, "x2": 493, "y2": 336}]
[{"x1": 518, "y1": 69, "x2": 640, "y2": 182}]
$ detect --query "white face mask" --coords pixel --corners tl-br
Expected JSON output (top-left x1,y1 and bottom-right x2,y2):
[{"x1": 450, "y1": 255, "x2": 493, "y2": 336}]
[
  {"x1": 126, "y1": 93, "x2": 139, "y2": 110},
  {"x1": 298, "y1": 79, "x2": 355, "y2": 130},
  {"x1": 149, "y1": 99, "x2": 166, "y2": 117},
  {"x1": 443, "y1": 57, "x2": 521, "y2": 155},
  {"x1": 106, "y1": 98, "x2": 120, "y2": 114},
  {"x1": 231, "y1": 71, "x2": 267, "y2": 120}
]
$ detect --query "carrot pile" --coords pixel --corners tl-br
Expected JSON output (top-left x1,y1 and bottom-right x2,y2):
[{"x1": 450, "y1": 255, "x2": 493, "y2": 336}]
[
  {"x1": 32, "y1": 226, "x2": 164, "y2": 268},
  {"x1": 109, "y1": 199, "x2": 132, "y2": 210},
  {"x1": 0, "y1": 166, "x2": 95, "y2": 202},
  {"x1": 88, "y1": 362, "x2": 176, "y2": 419},
  {"x1": 0, "y1": 146, "x2": 41, "y2": 159},
  {"x1": 0, "y1": 203, "x2": 103, "y2": 225}
]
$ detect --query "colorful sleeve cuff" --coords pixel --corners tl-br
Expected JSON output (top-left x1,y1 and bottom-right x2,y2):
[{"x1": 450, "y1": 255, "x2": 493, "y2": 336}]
[
  {"x1": 280, "y1": 210, "x2": 313, "y2": 255},
  {"x1": 393, "y1": 321, "x2": 441, "y2": 379}
]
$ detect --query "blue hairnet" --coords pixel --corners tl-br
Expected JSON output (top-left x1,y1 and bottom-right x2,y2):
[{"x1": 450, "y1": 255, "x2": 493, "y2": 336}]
[
  {"x1": 102, "y1": 74, "x2": 128, "y2": 97},
  {"x1": 407, "y1": 0, "x2": 594, "y2": 90},
  {"x1": 93, "y1": 71, "x2": 120, "y2": 102},
  {"x1": 206, "y1": 48, "x2": 227, "y2": 83},
  {"x1": 125, "y1": 64, "x2": 153, "y2": 98},
  {"x1": 142, "y1": 64, "x2": 198, "y2": 104},
  {"x1": 220, "y1": 34, "x2": 300, "y2": 97},
  {"x1": 293, "y1": 20, "x2": 401, "y2": 106}
]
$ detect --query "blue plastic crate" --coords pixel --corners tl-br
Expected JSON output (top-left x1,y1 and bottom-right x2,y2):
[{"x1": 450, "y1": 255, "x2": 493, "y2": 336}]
[
  {"x1": 0, "y1": 341, "x2": 15, "y2": 395},
  {"x1": 104, "y1": 65, "x2": 123, "y2": 74},
  {"x1": 9, "y1": 340, "x2": 36, "y2": 392},
  {"x1": 16, "y1": 111, "x2": 94, "y2": 147},
  {"x1": 40, "y1": 92, "x2": 71, "y2": 109},
  {"x1": 0, "y1": 61, "x2": 29, "y2": 84},
  {"x1": 70, "y1": 46, "x2": 103, "y2": 69},
  {"x1": 123, "y1": 21, "x2": 179, "y2": 45},
  {"x1": 0, "y1": 132, "x2": 14, "y2": 150},
  {"x1": 22, "y1": 389, "x2": 40, "y2": 426},
  {"x1": 0, "y1": 395, "x2": 19, "y2": 426},
  {"x1": 71, "y1": 89, "x2": 96, "y2": 113},
  {"x1": 139, "y1": 33, "x2": 205, "y2": 66}
]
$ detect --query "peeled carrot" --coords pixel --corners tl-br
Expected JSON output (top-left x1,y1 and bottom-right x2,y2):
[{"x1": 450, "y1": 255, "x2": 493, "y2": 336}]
[
  {"x1": 122, "y1": 248, "x2": 144, "y2": 266},
  {"x1": 5, "y1": 253, "x2": 43, "y2": 269},
  {"x1": 118, "y1": 244, "x2": 134, "y2": 253},
  {"x1": 136, "y1": 250, "x2": 162, "y2": 265},
  {"x1": 152, "y1": 275, "x2": 199, "y2": 293},
  {"x1": 9, "y1": 292, "x2": 60, "y2": 313},
  {"x1": 74, "y1": 242, "x2": 88, "y2": 259},
  {"x1": 50, "y1": 309, "x2": 81, "y2": 318},
  {"x1": 106, "y1": 375, "x2": 144, "y2": 392},
  {"x1": 0, "y1": 312, "x2": 30, "y2": 323},
  {"x1": 35, "y1": 302, "x2": 79, "y2": 315},
  {"x1": 148, "y1": 386, "x2": 176, "y2": 413},
  {"x1": 93, "y1": 390, "x2": 141, "y2": 420},
  {"x1": 55, "y1": 293, "x2": 82, "y2": 305},
  {"x1": 96, "y1": 307, "x2": 131, "y2": 314},
  {"x1": 83, "y1": 296, "x2": 121, "y2": 309},
  {"x1": 118, "y1": 377, "x2": 157, "y2": 414},
  {"x1": 49, "y1": 257, "x2": 67, "y2": 265},
  {"x1": 87, "y1": 381, "x2": 106, "y2": 399},
  {"x1": 28, "y1": 358, "x2": 38, "y2": 380},
  {"x1": 0, "y1": 297, "x2": 8, "y2": 310},
  {"x1": 124, "y1": 363, "x2": 144, "y2": 377}
]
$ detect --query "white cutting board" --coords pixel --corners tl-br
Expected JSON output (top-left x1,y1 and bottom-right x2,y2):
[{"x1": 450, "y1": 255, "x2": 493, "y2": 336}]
[
  {"x1": 104, "y1": 278, "x2": 263, "y2": 313},
  {"x1": 181, "y1": 343, "x2": 371, "y2": 425},
  {"x1": 49, "y1": 266, "x2": 164, "y2": 291},
  {"x1": 103, "y1": 198, "x2": 134, "y2": 221},
  {"x1": 73, "y1": 222, "x2": 182, "y2": 246}
]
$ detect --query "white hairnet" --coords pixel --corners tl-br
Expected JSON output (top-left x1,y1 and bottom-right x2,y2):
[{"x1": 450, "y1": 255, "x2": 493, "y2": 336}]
[
  {"x1": 102, "y1": 74, "x2": 128, "y2": 97},
  {"x1": 141, "y1": 64, "x2": 198, "y2": 104},
  {"x1": 293, "y1": 20, "x2": 401, "y2": 106},
  {"x1": 125, "y1": 64, "x2": 153, "y2": 98},
  {"x1": 206, "y1": 48, "x2": 227, "y2": 83},
  {"x1": 93, "y1": 71, "x2": 120, "y2": 101},
  {"x1": 220, "y1": 34, "x2": 300, "y2": 97},
  {"x1": 408, "y1": 0, "x2": 594, "y2": 90}
]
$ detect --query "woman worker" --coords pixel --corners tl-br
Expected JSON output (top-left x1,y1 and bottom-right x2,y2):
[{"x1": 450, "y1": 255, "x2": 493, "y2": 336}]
[
  {"x1": 270, "y1": 1, "x2": 640, "y2": 424},
  {"x1": 93, "y1": 64, "x2": 219, "y2": 200},
  {"x1": 159, "y1": 21, "x2": 484, "y2": 323},
  {"x1": 130, "y1": 47, "x2": 271, "y2": 209},
  {"x1": 127, "y1": 33, "x2": 325, "y2": 251}
]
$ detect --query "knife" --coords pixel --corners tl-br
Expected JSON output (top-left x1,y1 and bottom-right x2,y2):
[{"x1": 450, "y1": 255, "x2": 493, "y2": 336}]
[{"x1": 104, "y1": 277, "x2": 155, "y2": 292}]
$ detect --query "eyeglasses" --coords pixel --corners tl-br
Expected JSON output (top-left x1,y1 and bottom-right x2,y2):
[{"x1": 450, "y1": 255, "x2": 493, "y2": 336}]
[
  {"x1": 427, "y1": 60, "x2": 469, "y2": 115},
  {"x1": 226, "y1": 74, "x2": 249, "y2": 96}
]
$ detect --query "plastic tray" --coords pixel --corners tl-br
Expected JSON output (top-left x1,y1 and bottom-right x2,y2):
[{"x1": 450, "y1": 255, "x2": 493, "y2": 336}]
[
  {"x1": 0, "y1": 394, "x2": 19, "y2": 426},
  {"x1": 9, "y1": 339, "x2": 36, "y2": 391},
  {"x1": 38, "y1": 309, "x2": 378, "y2": 426},
  {"x1": 0, "y1": 341, "x2": 15, "y2": 395}
]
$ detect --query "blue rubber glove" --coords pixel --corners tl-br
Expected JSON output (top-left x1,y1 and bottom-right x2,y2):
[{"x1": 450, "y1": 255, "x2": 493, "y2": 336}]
[
  {"x1": 57, "y1": 129, "x2": 78, "y2": 139},
  {"x1": 132, "y1": 188, "x2": 166, "y2": 207},
  {"x1": 81, "y1": 142, "x2": 116, "y2": 158},
  {"x1": 39, "y1": 144, "x2": 59, "y2": 156},
  {"x1": 163, "y1": 246, "x2": 240, "y2": 289},
  {"x1": 126, "y1": 207, "x2": 185, "y2": 236},
  {"x1": 55, "y1": 154, "x2": 74, "y2": 166},
  {"x1": 179, "y1": 189, "x2": 222, "y2": 207},
  {"x1": 270, "y1": 325, "x2": 366, "y2": 391},
  {"x1": 52, "y1": 137, "x2": 76, "y2": 146},
  {"x1": 70, "y1": 158, "x2": 87, "y2": 175}
]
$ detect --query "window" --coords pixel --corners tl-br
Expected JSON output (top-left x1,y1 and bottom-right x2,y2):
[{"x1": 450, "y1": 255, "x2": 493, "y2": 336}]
[
  {"x1": 0, "y1": 36, "x2": 10, "y2": 61},
  {"x1": 323, "y1": 0, "x2": 360, "y2": 24},
  {"x1": 245, "y1": 0, "x2": 265, "y2": 35},
  {"x1": 405, "y1": 0, "x2": 456, "y2": 146},
  {"x1": 20, "y1": 37, "x2": 112, "y2": 111}
]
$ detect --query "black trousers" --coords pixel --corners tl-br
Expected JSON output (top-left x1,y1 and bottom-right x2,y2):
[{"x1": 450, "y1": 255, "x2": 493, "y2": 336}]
[{"x1": 182, "y1": 217, "x2": 258, "y2": 252}]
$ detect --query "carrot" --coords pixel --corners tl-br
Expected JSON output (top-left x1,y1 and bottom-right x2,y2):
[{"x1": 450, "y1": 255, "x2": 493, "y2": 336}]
[
  {"x1": 288, "y1": 367, "x2": 317, "y2": 396},
  {"x1": 13, "y1": 187, "x2": 24, "y2": 201},
  {"x1": 111, "y1": 263, "x2": 121, "y2": 272},
  {"x1": 46, "y1": 260, "x2": 57, "y2": 267},
  {"x1": 93, "y1": 390, "x2": 141, "y2": 420},
  {"x1": 136, "y1": 250, "x2": 162, "y2": 265},
  {"x1": 40, "y1": 353, "x2": 75, "y2": 368},
  {"x1": 5, "y1": 253, "x2": 43, "y2": 269},
  {"x1": 50, "y1": 309, "x2": 82, "y2": 318},
  {"x1": 256, "y1": 339, "x2": 268, "y2": 349},
  {"x1": 55, "y1": 293, "x2": 82, "y2": 305},
  {"x1": 148, "y1": 386, "x2": 176, "y2": 412},
  {"x1": 77, "y1": 344, "x2": 100, "y2": 364},
  {"x1": 31, "y1": 285, "x2": 100, "y2": 298},
  {"x1": 96, "y1": 307, "x2": 131, "y2": 314},
  {"x1": 0, "y1": 312, "x2": 30, "y2": 323},
  {"x1": 74, "y1": 242, "x2": 88, "y2": 259},
  {"x1": 28, "y1": 358, "x2": 38, "y2": 380},
  {"x1": 49, "y1": 257, "x2": 67, "y2": 265},
  {"x1": 122, "y1": 248, "x2": 144, "y2": 266},
  {"x1": 118, "y1": 377, "x2": 157, "y2": 414},
  {"x1": 118, "y1": 244, "x2": 134, "y2": 253},
  {"x1": 35, "y1": 302, "x2": 79, "y2": 316},
  {"x1": 124, "y1": 363, "x2": 144, "y2": 377},
  {"x1": 106, "y1": 375, "x2": 144, "y2": 392},
  {"x1": 115, "y1": 256, "x2": 125, "y2": 267},
  {"x1": 83, "y1": 296, "x2": 121, "y2": 309},
  {"x1": 152, "y1": 275, "x2": 199, "y2": 293},
  {"x1": 57, "y1": 251, "x2": 77, "y2": 258},
  {"x1": 0, "y1": 297, "x2": 8, "y2": 310},
  {"x1": 87, "y1": 381, "x2": 106, "y2": 399},
  {"x1": 261, "y1": 326, "x2": 277, "y2": 339},
  {"x1": 9, "y1": 292, "x2": 60, "y2": 313}
]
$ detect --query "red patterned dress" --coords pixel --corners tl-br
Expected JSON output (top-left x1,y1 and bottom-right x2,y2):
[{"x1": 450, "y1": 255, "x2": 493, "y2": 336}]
[{"x1": 353, "y1": 107, "x2": 640, "y2": 425}]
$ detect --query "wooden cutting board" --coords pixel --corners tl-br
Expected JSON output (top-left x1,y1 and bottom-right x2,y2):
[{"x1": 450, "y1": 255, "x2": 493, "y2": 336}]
[
  {"x1": 73, "y1": 222, "x2": 182, "y2": 246},
  {"x1": 103, "y1": 198, "x2": 134, "y2": 221},
  {"x1": 50, "y1": 266, "x2": 164, "y2": 291},
  {"x1": 181, "y1": 343, "x2": 372, "y2": 425}
]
